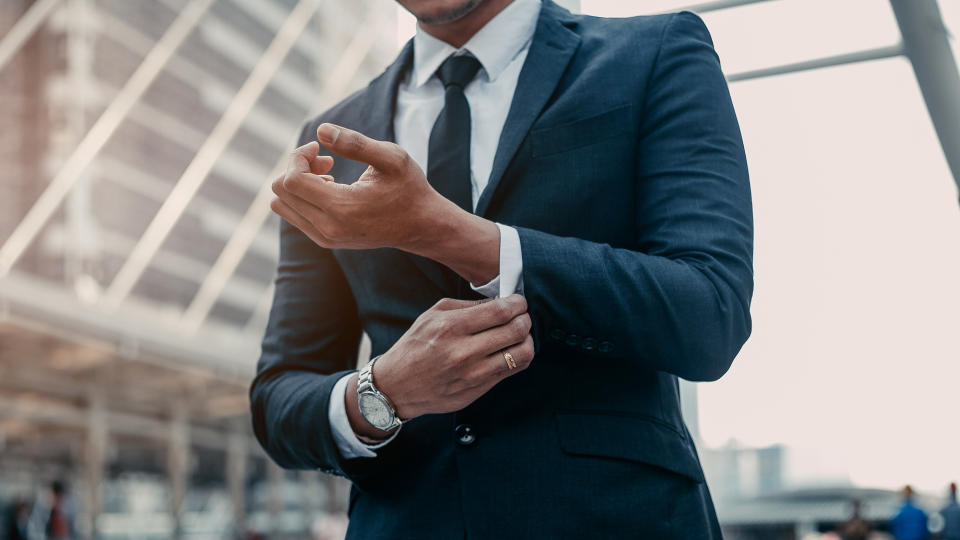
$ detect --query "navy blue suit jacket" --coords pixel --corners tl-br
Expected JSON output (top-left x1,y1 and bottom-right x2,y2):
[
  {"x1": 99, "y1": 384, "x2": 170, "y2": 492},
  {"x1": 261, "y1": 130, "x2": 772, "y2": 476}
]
[{"x1": 251, "y1": 2, "x2": 753, "y2": 538}]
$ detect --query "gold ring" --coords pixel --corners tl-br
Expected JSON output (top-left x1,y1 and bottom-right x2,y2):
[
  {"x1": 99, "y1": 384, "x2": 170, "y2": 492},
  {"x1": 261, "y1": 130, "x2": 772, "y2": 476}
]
[{"x1": 502, "y1": 350, "x2": 517, "y2": 370}]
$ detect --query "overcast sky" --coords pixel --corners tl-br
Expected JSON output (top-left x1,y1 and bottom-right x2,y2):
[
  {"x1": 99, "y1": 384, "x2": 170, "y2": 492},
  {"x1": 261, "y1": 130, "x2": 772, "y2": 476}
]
[{"x1": 395, "y1": 0, "x2": 960, "y2": 492}]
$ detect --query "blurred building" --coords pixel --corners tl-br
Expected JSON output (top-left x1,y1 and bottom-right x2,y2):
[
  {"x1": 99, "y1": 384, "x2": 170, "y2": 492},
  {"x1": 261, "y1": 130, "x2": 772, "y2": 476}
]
[
  {"x1": 3, "y1": 0, "x2": 960, "y2": 538},
  {"x1": 0, "y1": 0, "x2": 395, "y2": 537}
]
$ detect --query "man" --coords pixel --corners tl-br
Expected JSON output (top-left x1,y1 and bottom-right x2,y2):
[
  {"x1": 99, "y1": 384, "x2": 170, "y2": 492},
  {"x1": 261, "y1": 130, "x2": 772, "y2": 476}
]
[
  {"x1": 890, "y1": 486, "x2": 929, "y2": 540},
  {"x1": 838, "y1": 499, "x2": 871, "y2": 540},
  {"x1": 251, "y1": 0, "x2": 753, "y2": 537},
  {"x1": 939, "y1": 483, "x2": 960, "y2": 540}
]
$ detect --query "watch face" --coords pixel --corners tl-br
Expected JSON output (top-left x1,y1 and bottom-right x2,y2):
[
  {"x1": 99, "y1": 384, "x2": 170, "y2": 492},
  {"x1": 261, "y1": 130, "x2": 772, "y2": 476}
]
[{"x1": 358, "y1": 393, "x2": 393, "y2": 430}]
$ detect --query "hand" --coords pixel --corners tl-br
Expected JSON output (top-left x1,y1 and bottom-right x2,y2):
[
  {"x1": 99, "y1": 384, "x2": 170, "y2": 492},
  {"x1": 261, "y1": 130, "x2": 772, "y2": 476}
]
[
  {"x1": 270, "y1": 124, "x2": 501, "y2": 285},
  {"x1": 272, "y1": 124, "x2": 456, "y2": 251},
  {"x1": 345, "y1": 295, "x2": 534, "y2": 440}
]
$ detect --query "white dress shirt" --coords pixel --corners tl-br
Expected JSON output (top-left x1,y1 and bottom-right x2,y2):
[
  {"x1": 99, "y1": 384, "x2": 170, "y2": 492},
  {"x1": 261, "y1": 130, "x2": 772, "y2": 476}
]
[{"x1": 328, "y1": 0, "x2": 541, "y2": 459}]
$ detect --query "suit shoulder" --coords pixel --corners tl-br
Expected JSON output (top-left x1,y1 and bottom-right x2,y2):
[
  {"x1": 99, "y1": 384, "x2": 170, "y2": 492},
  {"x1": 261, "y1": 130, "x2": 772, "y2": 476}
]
[{"x1": 572, "y1": 10, "x2": 710, "y2": 46}]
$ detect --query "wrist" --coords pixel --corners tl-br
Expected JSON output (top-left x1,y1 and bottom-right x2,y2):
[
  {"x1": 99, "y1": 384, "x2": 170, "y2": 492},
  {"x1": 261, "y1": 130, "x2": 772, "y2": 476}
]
[{"x1": 406, "y1": 200, "x2": 500, "y2": 285}]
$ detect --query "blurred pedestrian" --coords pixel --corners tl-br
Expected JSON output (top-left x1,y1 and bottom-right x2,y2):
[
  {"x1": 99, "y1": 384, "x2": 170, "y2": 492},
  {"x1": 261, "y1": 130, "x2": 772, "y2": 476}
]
[
  {"x1": 5, "y1": 499, "x2": 31, "y2": 540},
  {"x1": 839, "y1": 498, "x2": 871, "y2": 540},
  {"x1": 28, "y1": 481, "x2": 76, "y2": 540},
  {"x1": 890, "y1": 485, "x2": 929, "y2": 540},
  {"x1": 941, "y1": 482, "x2": 960, "y2": 540}
]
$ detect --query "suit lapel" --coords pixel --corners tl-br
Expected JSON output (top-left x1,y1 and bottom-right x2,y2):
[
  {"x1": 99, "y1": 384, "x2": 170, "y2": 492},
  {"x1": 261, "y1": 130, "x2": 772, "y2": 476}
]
[{"x1": 475, "y1": 0, "x2": 581, "y2": 217}]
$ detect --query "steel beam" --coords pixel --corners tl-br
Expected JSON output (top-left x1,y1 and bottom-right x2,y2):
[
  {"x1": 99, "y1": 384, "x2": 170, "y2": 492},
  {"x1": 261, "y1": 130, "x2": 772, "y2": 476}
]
[
  {"x1": 102, "y1": 0, "x2": 323, "y2": 310},
  {"x1": 0, "y1": 0, "x2": 217, "y2": 276},
  {"x1": 889, "y1": 0, "x2": 960, "y2": 201},
  {"x1": 0, "y1": 272, "x2": 260, "y2": 376},
  {"x1": 673, "y1": 0, "x2": 777, "y2": 14},
  {"x1": 0, "y1": 0, "x2": 61, "y2": 73},
  {"x1": 0, "y1": 393, "x2": 259, "y2": 454},
  {"x1": 243, "y1": 283, "x2": 275, "y2": 336},
  {"x1": 726, "y1": 44, "x2": 905, "y2": 82}
]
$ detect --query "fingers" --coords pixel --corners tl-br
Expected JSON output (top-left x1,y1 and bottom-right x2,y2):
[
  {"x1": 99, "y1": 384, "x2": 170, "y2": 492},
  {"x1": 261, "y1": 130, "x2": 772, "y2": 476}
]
[
  {"x1": 275, "y1": 170, "x2": 341, "y2": 213},
  {"x1": 270, "y1": 197, "x2": 332, "y2": 247},
  {"x1": 454, "y1": 294, "x2": 528, "y2": 334},
  {"x1": 317, "y1": 123, "x2": 409, "y2": 174},
  {"x1": 483, "y1": 333, "x2": 535, "y2": 379},
  {"x1": 431, "y1": 297, "x2": 492, "y2": 312},
  {"x1": 277, "y1": 141, "x2": 343, "y2": 208},
  {"x1": 467, "y1": 312, "x2": 532, "y2": 359},
  {"x1": 287, "y1": 141, "x2": 319, "y2": 176},
  {"x1": 271, "y1": 173, "x2": 337, "y2": 226},
  {"x1": 309, "y1": 154, "x2": 334, "y2": 176}
]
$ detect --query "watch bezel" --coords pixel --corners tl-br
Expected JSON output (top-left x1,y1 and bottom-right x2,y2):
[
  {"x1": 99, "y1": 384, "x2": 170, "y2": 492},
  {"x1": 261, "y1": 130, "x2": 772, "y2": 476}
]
[
  {"x1": 358, "y1": 392, "x2": 394, "y2": 430},
  {"x1": 357, "y1": 357, "x2": 401, "y2": 432}
]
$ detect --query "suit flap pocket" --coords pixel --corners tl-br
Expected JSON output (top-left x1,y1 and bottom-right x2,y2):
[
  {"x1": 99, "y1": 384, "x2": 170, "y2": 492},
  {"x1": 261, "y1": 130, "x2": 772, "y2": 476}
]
[
  {"x1": 530, "y1": 104, "x2": 633, "y2": 157},
  {"x1": 556, "y1": 411, "x2": 704, "y2": 483}
]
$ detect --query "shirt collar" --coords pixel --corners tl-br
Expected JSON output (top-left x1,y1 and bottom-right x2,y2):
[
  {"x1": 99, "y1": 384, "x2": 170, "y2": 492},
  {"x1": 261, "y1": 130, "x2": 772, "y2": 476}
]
[{"x1": 410, "y1": 0, "x2": 542, "y2": 88}]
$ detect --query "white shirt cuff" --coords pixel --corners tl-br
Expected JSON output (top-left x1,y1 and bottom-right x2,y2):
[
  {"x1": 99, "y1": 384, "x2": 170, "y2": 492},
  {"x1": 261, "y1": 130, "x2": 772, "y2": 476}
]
[
  {"x1": 470, "y1": 223, "x2": 524, "y2": 298},
  {"x1": 328, "y1": 372, "x2": 398, "y2": 459}
]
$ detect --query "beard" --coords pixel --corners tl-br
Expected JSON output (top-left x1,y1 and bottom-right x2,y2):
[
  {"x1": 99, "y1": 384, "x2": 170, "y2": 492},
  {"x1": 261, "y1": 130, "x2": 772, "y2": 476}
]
[{"x1": 416, "y1": 0, "x2": 486, "y2": 24}]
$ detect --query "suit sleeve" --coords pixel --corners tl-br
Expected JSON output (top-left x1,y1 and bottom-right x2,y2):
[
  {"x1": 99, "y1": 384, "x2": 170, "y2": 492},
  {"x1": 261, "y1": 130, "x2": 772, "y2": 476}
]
[
  {"x1": 516, "y1": 11, "x2": 753, "y2": 382},
  {"x1": 249, "y1": 121, "x2": 370, "y2": 476}
]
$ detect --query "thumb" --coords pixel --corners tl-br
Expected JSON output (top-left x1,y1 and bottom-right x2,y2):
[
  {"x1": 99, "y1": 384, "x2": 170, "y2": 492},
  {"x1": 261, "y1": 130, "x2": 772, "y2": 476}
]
[{"x1": 317, "y1": 123, "x2": 406, "y2": 173}]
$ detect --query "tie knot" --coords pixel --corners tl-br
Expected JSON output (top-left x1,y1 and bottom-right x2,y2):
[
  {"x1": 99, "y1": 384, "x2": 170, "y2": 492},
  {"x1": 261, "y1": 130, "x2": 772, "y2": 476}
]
[{"x1": 436, "y1": 54, "x2": 482, "y2": 89}]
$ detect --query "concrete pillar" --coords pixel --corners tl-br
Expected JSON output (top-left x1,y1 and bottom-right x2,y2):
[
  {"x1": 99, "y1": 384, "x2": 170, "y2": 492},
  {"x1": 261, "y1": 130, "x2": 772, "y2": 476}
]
[
  {"x1": 83, "y1": 385, "x2": 107, "y2": 540},
  {"x1": 267, "y1": 460, "x2": 284, "y2": 535},
  {"x1": 167, "y1": 402, "x2": 190, "y2": 539},
  {"x1": 299, "y1": 470, "x2": 321, "y2": 531},
  {"x1": 225, "y1": 419, "x2": 248, "y2": 535}
]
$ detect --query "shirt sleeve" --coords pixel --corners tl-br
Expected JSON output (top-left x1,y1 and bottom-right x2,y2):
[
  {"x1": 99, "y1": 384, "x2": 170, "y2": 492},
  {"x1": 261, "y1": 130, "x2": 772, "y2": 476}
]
[
  {"x1": 328, "y1": 372, "x2": 399, "y2": 459},
  {"x1": 470, "y1": 223, "x2": 524, "y2": 298}
]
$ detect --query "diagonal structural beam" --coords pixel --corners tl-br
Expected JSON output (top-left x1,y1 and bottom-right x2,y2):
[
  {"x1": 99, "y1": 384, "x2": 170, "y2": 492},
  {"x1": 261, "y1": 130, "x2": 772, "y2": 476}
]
[
  {"x1": 178, "y1": 168, "x2": 281, "y2": 333},
  {"x1": 0, "y1": 0, "x2": 217, "y2": 276},
  {"x1": 243, "y1": 283, "x2": 275, "y2": 335},
  {"x1": 671, "y1": 0, "x2": 777, "y2": 14},
  {"x1": 102, "y1": 0, "x2": 322, "y2": 310},
  {"x1": 889, "y1": 0, "x2": 960, "y2": 202},
  {"x1": 179, "y1": 19, "x2": 382, "y2": 333},
  {"x1": 0, "y1": 0, "x2": 61, "y2": 73},
  {"x1": 725, "y1": 44, "x2": 905, "y2": 82}
]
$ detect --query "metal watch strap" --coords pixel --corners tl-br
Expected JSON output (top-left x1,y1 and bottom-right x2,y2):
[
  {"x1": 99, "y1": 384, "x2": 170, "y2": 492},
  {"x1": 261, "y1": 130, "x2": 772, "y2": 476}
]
[{"x1": 357, "y1": 357, "x2": 402, "y2": 431}]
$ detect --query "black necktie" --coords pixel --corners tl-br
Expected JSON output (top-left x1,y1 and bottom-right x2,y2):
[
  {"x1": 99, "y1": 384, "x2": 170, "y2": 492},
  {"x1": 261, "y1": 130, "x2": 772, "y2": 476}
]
[{"x1": 428, "y1": 54, "x2": 482, "y2": 213}]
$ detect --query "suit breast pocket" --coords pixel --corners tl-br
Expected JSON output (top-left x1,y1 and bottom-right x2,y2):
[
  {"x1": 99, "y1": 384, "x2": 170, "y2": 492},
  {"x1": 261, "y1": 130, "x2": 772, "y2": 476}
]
[{"x1": 530, "y1": 104, "x2": 634, "y2": 158}]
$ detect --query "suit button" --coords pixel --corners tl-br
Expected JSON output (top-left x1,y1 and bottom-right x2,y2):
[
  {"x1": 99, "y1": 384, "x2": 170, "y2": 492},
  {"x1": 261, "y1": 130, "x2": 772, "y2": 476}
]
[
  {"x1": 550, "y1": 328, "x2": 564, "y2": 341},
  {"x1": 598, "y1": 341, "x2": 614, "y2": 353},
  {"x1": 582, "y1": 337, "x2": 596, "y2": 351},
  {"x1": 565, "y1": 334, "x2": 579, "y2": 346},
  {"x1": 455, "y1": 424, "x2": 476, "y2": 446}
]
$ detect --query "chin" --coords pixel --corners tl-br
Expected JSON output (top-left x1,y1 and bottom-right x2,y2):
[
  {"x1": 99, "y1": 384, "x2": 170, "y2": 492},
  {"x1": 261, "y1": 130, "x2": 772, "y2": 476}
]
[{"x1": 399, "y1": 0, "x2": 486, "y2": 25}]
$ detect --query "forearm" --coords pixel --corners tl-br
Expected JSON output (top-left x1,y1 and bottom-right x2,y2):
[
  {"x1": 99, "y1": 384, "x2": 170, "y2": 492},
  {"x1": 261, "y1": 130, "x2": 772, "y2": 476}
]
[{"x1": 516, "y1": 226, "x2": 752, "y2": 382}]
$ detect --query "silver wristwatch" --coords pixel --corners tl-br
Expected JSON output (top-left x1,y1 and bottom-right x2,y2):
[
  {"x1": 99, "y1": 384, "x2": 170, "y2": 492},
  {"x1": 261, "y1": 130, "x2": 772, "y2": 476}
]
[{"x1": 357, "y1": 356, "x2": 402, "y2": 432}]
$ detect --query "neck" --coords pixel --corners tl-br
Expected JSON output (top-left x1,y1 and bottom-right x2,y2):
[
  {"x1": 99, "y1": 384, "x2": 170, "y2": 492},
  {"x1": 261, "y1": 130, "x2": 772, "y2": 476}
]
[{"x1": 419, "y1": 0, "x2": 514, "y2": 48}]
